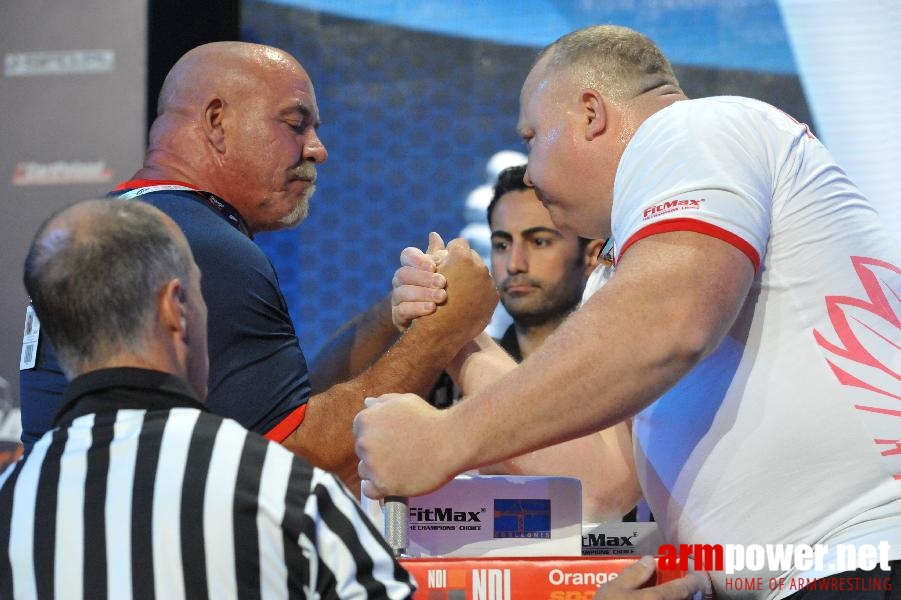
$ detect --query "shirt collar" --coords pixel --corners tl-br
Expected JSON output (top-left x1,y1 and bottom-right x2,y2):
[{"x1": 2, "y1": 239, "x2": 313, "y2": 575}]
[
  {"x1": 53, "y1": 367, "x2": 206, "y2": 427},
  {"x1": 112, "y1": 179, "x2": 252, "y2": 239}
]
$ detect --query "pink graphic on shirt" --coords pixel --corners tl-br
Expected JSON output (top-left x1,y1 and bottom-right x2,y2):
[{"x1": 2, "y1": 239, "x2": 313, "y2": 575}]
[
  {"x1": 814, "y1": 256, "x2": 901, "y2": 399},
  {"x1": 813, "y1": 256, "x2": 901, "y2": 477}
]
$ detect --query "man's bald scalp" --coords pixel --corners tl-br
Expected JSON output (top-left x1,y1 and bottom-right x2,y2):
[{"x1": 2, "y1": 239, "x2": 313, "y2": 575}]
[{"x1": 156, "y1": 41, "x2": 305, "y2": 116}]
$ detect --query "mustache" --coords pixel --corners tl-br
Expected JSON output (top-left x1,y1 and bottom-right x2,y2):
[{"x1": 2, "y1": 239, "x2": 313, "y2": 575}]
[
  {"x1": 501, "y1": 276, "x2": 541, "y2": 292},
  {"x1": 291, "y1": 163, "x2": 317, "y2": 182}
]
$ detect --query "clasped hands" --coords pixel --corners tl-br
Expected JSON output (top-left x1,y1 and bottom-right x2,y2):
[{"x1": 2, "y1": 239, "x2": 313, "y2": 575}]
[
  {"x1": 355, "y1": 232, "x2": 496, "y2": 500},
  {"x1": 391, "y1": 231, "x2": 497, "y2": 333}
]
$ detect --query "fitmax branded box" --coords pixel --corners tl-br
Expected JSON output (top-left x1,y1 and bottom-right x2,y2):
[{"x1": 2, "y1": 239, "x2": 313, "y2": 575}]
[{"x1": 364, "y1": 474, "x2": 583, "y2": 557}]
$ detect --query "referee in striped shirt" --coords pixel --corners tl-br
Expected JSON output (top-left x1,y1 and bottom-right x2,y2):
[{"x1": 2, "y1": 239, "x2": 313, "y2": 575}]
[{"x1": 1, "y1": 199, "x2": 415, "y2": 599}]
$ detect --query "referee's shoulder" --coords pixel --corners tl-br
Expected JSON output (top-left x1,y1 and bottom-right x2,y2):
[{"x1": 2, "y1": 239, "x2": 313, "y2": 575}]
[{"x1": 199, "y1": 410, "x2": 321, "y2": 477}]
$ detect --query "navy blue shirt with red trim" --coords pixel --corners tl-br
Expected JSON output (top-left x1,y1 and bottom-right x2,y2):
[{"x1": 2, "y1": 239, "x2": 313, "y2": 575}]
[{"x1": 19, "y1": 181, "x2": 311, "y2": 450}]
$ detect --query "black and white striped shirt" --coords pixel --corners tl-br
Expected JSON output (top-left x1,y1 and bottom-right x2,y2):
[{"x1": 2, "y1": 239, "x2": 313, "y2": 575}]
[{"x1": 0, "y1": 368, "x2": 415, "y2": 599}]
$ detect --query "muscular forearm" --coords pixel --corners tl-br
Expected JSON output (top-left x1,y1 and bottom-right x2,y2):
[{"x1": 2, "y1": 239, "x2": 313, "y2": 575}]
[
  {"x1": 309, "y1": 295, "x2": 400, "y2": 393},
  {"x1": 447, "y1": 332, "x2": 517, "y2": 394},
  {"x1": 447, "y1": 232, "x2": 754, "y2": 478},
  {"x1": 456, "y1": 336, "x2": 640, "y2": 523},
  {"x1": 286, "y1": 314, "x2": 478, "y2": 489},
  {"x1": 480, "y1": 424, "x2": 639, "y2": 523},
  {"x1": 297, "y1": 236, "x2": 496, "y2": 491}
]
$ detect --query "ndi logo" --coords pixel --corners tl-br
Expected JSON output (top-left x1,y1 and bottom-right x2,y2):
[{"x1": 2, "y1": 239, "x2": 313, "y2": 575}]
[
  {"x1": 473, "y1": 568, "x2": 510, "y2": 600},
  {"x1": 493, "y1": 498, "x2": 551, "y2": 539}
]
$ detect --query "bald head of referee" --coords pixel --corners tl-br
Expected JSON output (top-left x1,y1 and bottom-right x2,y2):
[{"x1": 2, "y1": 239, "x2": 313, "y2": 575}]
[{"x1": 23, "y1": 198, "x2": 209, "y2": 399}]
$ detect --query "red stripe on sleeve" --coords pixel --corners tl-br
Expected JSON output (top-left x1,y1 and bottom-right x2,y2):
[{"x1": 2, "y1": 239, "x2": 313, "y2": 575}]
[
  {"x1": 618, "y1": 218, "x2": 760, "y2": 272},
  {"x1": 263, "y1": 404, "x2": 308, "y2": 443}
]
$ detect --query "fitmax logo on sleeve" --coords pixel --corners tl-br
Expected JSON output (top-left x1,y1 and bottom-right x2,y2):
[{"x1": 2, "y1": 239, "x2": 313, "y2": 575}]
[{"x1": 642, "y1": 198, "x2": 706, "y2": 220}]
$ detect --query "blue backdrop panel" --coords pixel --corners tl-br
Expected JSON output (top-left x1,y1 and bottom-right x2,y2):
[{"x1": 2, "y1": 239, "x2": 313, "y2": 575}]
[{"x1": 241, "y1": 2, "x2": 810, "y2": 361}]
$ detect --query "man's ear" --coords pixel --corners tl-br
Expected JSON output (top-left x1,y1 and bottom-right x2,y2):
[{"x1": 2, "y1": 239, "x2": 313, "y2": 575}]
[
  {"x1": 581, "y1": 88, "x2": 607, "y2": 141},
  {"x1": 159, "y1": 278, "x2": 187, "y2": 335},
  {"x1": 583, "y1": 238, "x2": 606, "y2": 275},
  {"x1": 202, "y1": 97, "x2": 227, "y2": 152}
]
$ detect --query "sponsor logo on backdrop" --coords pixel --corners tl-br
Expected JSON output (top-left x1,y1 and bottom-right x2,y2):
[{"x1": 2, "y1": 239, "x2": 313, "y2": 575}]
[
  {"x1": 5, "y1": 49, "x2": 115, "y2": 77},
  {"x1": 13, "y1": 161, "x2": 114, "y2": 186}
]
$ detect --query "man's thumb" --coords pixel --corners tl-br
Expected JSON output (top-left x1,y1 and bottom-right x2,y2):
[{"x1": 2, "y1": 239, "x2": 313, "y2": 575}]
[{"x1": 427, "y1": 231, "x2": 446, "y2": 254}]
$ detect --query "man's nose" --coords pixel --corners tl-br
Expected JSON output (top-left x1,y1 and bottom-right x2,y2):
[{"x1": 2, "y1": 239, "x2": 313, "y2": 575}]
[
  {"x1": 523, "y1": 169, "x2": 534, "y2": 188},
  {"x1": 507, "y1": 244, "x2": 528, "y2": 274},
  {"x1": 305, "y1": 133, "x2": 328, "y2": 163}
]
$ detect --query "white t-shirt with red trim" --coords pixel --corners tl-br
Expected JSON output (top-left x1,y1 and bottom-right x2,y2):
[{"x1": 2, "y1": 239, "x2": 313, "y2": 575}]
[{"x1": 587, "y1": 96, "x2": 901, "y2": 597}]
